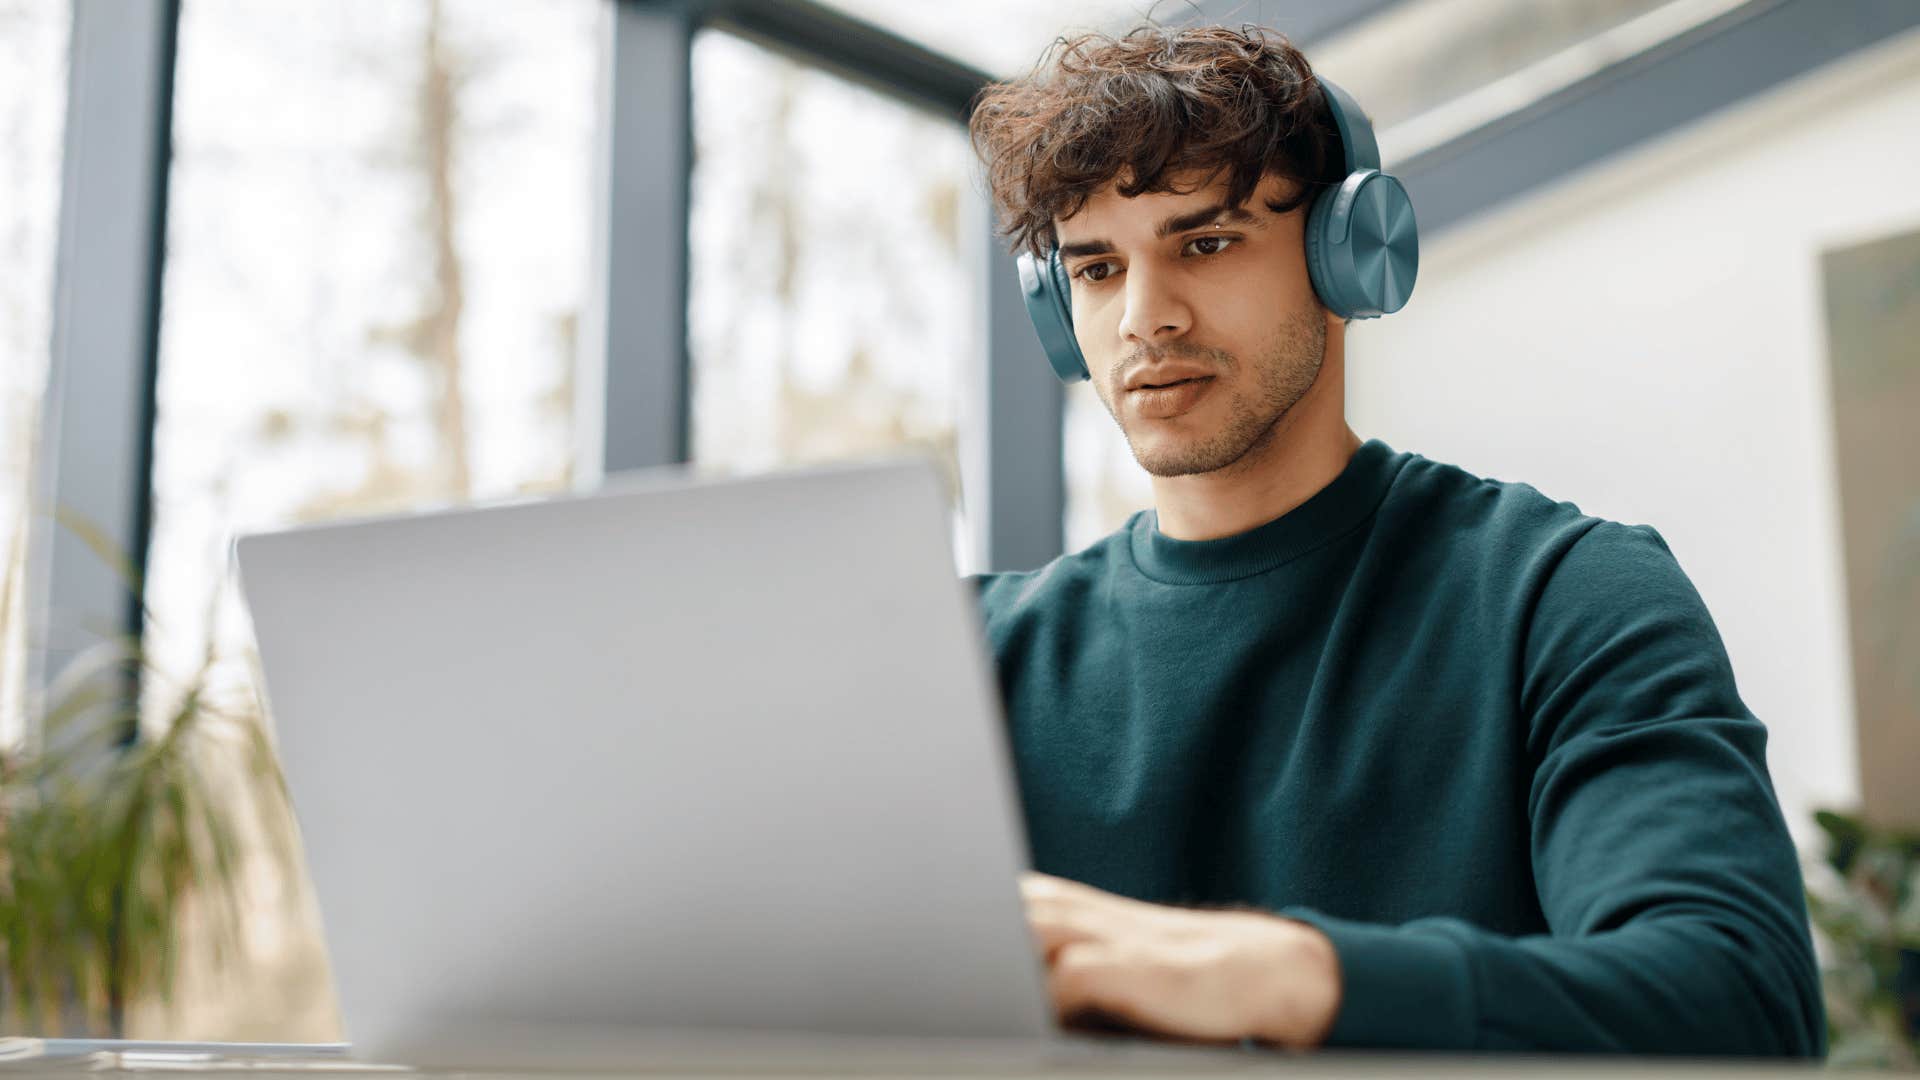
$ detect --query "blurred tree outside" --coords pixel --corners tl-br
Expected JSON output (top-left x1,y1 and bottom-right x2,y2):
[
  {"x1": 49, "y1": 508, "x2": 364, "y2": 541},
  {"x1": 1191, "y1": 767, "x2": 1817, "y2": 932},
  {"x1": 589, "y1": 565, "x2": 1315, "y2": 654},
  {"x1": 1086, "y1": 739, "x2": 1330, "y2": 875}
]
[
  {"x1": 130, "y1": 0, "x2": 598, "y2": 1039},
  {"x1": 687, "y1": 32, "x2": 971, "y2": 552}
]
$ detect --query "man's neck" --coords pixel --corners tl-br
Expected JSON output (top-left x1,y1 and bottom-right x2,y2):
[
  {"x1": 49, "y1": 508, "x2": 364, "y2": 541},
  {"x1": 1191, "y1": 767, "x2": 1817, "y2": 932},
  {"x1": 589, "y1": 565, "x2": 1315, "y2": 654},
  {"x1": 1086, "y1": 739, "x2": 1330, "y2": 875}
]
[{"x1": 1146, "y1": 340, "x2": 1362, "y2": 542}]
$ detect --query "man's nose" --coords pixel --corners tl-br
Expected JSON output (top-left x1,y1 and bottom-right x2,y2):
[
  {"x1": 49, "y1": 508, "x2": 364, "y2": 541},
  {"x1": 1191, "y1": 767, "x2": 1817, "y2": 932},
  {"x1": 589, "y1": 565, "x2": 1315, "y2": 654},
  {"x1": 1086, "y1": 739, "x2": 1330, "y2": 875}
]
[{"x1": 1115, "y1": 263, "x2": 1192, "y2": 346}]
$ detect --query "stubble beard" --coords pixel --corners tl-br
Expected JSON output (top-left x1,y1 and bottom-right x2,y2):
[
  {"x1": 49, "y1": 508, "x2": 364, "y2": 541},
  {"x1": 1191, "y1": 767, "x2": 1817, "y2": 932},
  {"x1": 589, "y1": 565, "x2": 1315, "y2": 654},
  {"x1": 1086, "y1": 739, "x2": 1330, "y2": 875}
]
[{"x1": 1103, "y1": 306, "x2": 1328, "y2": 479}]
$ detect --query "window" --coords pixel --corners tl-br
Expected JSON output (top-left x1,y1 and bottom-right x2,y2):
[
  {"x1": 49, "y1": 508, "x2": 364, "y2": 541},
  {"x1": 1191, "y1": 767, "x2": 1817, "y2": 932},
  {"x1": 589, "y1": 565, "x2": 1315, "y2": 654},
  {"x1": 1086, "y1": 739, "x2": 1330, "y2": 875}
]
[
  {"x1": 1064, "y1": 384, "x2": 1158, "y2": 552},
  {"x1": 0, "y1": 0, "x2": 71, "y2": 747},
  {"x1": 807, "y1": 0, "x2": 1163, "y2": 79},
  {"x1": 140, "y1": 0, "x2": 600, "y2": 1036},
  {"x1": 687, "y1": 30, "x2": 981, "y2": 569},
  {"x1": 148, "y1": 0, "x2": 599, "y2": 727}
]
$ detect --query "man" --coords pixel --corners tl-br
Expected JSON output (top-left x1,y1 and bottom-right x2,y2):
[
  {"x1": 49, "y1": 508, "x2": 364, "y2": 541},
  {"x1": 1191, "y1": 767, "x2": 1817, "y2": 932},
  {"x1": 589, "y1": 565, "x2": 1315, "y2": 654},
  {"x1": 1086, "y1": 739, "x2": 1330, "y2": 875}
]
[{"x1": 962, "y1": 24, "x2": 1825, "y2": 1056}]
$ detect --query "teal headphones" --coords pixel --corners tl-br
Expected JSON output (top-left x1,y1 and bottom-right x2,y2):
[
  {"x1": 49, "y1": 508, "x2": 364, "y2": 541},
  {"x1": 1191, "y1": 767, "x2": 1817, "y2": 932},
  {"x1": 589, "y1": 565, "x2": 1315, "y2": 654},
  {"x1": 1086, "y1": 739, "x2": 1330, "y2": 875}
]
[{"x1": 1013, "y1": 75, "x2": 1419, "y2": 384}]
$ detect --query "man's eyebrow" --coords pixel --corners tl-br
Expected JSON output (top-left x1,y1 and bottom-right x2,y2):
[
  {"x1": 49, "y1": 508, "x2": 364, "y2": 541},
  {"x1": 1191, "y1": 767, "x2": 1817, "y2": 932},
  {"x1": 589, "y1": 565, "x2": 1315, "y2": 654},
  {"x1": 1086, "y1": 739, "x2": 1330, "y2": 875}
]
[
  {"x1": 1156, "y1": 203, "x2": 1263, "y2": 238},
  {"x1": 1056, "y1": 203, "x2": 1265, "y2": 258}
]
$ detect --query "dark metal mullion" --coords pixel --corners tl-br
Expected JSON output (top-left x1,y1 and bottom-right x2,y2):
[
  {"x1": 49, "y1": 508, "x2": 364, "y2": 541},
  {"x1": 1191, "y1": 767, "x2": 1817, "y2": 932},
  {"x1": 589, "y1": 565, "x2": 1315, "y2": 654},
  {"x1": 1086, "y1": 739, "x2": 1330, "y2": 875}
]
[
  {"x1": 979, "y1": 238, "x2": 1067, "y2": 572},
  {"x1": 31, "y1": 0, "x2": 182, "y2": 741},
  {"x1": 695, "y1": 0, "x2": 991, "y2": 124},
  {"x1": 127, "y1": 0, "x2": 182, "y2": 667},
  {"x1": 1196, "y1": 0, "x2": 1410, "y2": 45},
  {"x1": 597, "y1": 0, "x2": 696, "y2": 473}
]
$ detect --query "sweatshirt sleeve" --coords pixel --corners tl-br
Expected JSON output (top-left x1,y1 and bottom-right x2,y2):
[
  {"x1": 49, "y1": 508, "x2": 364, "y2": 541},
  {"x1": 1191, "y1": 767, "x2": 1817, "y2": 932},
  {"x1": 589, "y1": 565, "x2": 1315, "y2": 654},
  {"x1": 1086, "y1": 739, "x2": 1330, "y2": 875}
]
[{"x1": 1280, "y1": 520, "x2": 1826, "y2": 1056}]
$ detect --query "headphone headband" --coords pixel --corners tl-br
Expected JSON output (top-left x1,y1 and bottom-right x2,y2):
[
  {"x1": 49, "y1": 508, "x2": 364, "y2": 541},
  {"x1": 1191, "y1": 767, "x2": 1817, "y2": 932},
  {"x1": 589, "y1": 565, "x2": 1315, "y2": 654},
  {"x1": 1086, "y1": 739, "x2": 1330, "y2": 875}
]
[{"x1": 1316, "y1": 76, "x2": 1380, "y2": 175}]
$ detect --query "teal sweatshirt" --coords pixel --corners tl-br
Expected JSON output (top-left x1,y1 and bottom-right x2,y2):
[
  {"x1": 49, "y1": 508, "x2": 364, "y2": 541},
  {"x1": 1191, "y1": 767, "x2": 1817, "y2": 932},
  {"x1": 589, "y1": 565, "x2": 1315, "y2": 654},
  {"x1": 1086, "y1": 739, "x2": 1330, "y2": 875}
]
[{"x1": 966, "y1": 438, "x2": 1825, "y2": 1056}]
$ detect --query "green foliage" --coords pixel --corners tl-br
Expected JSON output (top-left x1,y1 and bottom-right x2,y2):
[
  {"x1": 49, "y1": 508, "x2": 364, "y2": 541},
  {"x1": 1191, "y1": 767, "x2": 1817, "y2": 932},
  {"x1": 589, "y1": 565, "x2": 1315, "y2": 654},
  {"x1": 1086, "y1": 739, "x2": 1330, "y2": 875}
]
[
  {"x1": 1806, "y1": 807, "x2": 1920, "y2": 1070},
  {"x1": 0, "y1": 515, "x2": 299, "y2": 1036}
]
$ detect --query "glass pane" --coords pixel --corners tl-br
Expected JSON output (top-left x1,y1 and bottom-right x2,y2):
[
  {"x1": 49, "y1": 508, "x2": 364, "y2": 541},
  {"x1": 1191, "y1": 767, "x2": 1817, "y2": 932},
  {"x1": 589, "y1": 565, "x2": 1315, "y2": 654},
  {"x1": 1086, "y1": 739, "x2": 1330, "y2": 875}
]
[
  {"x1": 809, "y1": 0, "x2": 1163, "y2": 79},
  {"x1": 0, "y1": 0, "x2": 71, "y2": 748},
  {"x1": 142, "y1": 0, "x2": 600, "y2": 1037},
  {"x1": 687, "y1": 30, "x2": 980, "y2": 570},
  {"x1": 1063, "y1": 383, "x2": 1156, "y2": 553}
]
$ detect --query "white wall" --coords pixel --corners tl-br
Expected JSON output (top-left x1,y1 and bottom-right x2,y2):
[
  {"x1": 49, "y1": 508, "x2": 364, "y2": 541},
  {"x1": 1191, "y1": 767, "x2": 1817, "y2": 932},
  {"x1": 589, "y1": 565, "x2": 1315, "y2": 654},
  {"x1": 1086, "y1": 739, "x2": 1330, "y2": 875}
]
[{"x1": 1347, "y1": 26, "x2": 1920, "y2": 843}]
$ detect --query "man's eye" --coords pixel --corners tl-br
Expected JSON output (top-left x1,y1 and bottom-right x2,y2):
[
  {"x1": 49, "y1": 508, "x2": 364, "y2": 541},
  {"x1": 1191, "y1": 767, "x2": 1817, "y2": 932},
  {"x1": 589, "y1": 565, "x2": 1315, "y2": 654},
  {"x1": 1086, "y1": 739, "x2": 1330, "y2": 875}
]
[
  {"x1": 1074, "y1": 262, "x2": 1114, "y2": 283},
  {"x1": 1184, "y1": 235, "x2": 1237, "y2": 257}
]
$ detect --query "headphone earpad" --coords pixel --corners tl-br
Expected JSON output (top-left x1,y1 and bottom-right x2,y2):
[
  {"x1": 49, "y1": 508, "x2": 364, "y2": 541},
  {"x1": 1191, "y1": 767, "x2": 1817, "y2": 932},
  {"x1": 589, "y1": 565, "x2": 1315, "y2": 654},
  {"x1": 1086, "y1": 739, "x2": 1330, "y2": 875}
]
[{"x1": 1304, "y1": 185, "x2": 1343, "y2": 317}]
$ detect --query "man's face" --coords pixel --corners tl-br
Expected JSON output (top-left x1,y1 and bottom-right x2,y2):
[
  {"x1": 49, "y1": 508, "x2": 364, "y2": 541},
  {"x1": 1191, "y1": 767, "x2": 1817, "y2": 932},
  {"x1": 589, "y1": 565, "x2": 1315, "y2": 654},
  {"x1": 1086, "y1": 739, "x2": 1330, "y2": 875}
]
[{"x1": 1054, "y1": 170, "x2": 1329, "y2": 478}]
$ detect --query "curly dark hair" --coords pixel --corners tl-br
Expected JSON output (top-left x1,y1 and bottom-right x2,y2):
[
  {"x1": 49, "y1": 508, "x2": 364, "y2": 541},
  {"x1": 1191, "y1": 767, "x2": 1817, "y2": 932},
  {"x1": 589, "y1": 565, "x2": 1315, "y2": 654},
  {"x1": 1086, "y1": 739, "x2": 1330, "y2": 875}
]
[{"x1": 967, "y1": 24, "x2": 1346, "y2": 258}]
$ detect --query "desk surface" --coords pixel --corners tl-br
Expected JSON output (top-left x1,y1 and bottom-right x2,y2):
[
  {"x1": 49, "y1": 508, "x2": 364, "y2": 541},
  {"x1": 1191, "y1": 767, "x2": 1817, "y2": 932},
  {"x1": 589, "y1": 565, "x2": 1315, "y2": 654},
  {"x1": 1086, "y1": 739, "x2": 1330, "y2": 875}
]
[{"x1": 0, "y1": 1042, "x2": 1875, "y2": 1078}]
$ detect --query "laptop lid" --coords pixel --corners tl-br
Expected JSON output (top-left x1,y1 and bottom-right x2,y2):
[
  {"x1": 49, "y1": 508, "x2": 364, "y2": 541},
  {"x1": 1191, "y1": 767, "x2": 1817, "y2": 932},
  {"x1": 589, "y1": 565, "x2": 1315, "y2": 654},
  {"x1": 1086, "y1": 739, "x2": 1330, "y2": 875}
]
[{"x1": 234, "y1": 455, "x2": 1051, "y2": 1059}]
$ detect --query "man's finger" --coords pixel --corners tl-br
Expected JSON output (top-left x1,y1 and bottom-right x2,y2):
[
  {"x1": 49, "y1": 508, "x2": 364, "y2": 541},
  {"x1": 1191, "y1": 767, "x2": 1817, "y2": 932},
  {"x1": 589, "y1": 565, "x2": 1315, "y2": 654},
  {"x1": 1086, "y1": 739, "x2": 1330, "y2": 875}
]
[
  {"x1": 1021, "y1": 872, "x2": 1165, "y2": 921},
  {"x1": 1026, "y1": 908, "x2": 1101, "y2": 958},
  {"x1": 1021, "y1": 871, "x2": 1126, "y2": 904},
  {"x1": 1023, "y1": 890, "x2": 1138, "y2": 957},
  {"x1": 1045, "y1": 941, "x2": 1150, "y2": 1032}
]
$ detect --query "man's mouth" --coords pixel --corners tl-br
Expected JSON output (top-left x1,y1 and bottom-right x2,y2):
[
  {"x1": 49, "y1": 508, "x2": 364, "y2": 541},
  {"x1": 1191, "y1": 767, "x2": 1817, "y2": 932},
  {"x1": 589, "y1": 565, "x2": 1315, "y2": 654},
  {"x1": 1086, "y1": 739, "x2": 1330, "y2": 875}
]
[{"x1": 1126, "y1": 376, "x2": 1216, "y2": 419}]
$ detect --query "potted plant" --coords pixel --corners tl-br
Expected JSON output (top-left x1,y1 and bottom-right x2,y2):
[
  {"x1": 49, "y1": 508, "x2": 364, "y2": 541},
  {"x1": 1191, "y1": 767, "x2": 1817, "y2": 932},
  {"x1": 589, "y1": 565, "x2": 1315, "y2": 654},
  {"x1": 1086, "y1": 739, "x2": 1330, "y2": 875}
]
[
  {"x1": 0, "y1": 516, "x2": 307, "y2": 1038},
  {"x1": 1806, "y1": 807, "x2": 1920, "y2": 1069}
]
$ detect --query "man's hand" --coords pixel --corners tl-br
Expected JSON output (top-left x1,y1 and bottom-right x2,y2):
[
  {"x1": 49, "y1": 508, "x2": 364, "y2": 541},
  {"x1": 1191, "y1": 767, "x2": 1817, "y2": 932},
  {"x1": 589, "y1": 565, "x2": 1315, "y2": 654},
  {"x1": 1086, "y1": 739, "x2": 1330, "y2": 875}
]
[{"x1": 1020, "y1": 871, "x2": 1341, "y2": 1049}]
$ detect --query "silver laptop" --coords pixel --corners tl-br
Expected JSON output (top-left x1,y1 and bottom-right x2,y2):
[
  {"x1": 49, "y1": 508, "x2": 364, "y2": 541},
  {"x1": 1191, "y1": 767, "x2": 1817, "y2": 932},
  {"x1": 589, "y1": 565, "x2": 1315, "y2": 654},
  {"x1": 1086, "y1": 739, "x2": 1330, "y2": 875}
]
[{"x1": 234, "y1": 454, "x2": 1252, "y2": 1071}]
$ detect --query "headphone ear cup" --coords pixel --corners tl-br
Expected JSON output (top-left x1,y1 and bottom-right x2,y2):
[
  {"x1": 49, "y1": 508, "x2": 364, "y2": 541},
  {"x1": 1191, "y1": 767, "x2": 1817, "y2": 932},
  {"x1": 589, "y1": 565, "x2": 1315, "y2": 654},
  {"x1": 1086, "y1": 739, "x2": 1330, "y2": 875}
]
[
  {"x1": 1015, "y1": 249, "x2": 1091, "y2": 383},
  {"x1": 1305, "y1": 171, "x2": 1419, "y2": 320},
  {"x1": 1045, "y1": 251, "x2": 1089, "y2": 382}
]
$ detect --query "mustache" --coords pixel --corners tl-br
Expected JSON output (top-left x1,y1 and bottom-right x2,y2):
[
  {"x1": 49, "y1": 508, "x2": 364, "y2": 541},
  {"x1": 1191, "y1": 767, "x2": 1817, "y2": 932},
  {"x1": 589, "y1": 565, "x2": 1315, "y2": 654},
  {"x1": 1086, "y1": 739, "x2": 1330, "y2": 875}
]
[{"x1": 1115, "y1": 343, "x2": 1233, "y2": 384}]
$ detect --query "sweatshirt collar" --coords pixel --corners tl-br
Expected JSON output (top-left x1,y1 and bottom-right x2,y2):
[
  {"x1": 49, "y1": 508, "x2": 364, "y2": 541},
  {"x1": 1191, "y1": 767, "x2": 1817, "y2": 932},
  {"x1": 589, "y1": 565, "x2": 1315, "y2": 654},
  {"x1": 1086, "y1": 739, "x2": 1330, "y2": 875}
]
[{"x1": 1128, "y1": 438, "x2": 1407, "y2": 585}]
